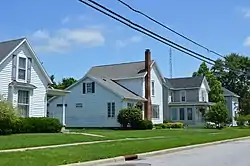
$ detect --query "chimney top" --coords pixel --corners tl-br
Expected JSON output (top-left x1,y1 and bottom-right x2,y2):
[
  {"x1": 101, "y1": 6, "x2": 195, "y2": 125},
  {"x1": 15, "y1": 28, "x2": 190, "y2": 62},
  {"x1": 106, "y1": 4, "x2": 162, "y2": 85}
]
[{"x1": 145, "y1": 49, "x2": 150, "y2": 53}]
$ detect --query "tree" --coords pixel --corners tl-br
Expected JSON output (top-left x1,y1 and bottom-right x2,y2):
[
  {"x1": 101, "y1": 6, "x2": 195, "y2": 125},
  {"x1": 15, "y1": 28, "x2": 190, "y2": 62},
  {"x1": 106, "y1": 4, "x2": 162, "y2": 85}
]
[
  {"x1": 50, "y1": 75, "x2": 77, "y2": 90},
  {"x1": 211, "y1": 53, "x2": 250, "y2": 115},
  {"x1": 193, "y1": 62, "x2": 225, "y2": 103},
  {"x1": 205, "y1": 102, "x2": 228, "y2": 128}
]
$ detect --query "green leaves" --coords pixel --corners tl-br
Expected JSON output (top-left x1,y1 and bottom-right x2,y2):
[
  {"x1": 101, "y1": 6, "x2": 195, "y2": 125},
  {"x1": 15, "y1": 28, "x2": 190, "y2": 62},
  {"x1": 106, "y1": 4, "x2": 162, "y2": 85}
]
[{"x1": 205, "y1": 102, "x2": 228, "y2": 125}]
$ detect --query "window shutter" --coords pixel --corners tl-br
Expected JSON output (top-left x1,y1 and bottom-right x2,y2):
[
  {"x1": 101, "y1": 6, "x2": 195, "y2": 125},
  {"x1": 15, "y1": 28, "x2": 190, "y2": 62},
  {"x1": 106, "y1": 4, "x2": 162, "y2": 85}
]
[
  {"x1": 92, "y1": 82, "x2": 95, "y2": 93},
  {"x1": 27, "y1": 58, "x2": 32, "y2": 83},
  {"x1": 82, "y1": 83, "x2": 86, "y2": 94},
  {"x1": 11, "y1": 55, "x2": 17, "y2": 80}
]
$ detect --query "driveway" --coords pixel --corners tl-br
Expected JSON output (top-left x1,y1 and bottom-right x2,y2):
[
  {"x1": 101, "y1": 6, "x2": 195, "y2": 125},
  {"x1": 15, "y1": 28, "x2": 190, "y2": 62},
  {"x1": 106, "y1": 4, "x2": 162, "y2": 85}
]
[{"x1": 104, "y1": 139, "x2": 250, "y2": 166}]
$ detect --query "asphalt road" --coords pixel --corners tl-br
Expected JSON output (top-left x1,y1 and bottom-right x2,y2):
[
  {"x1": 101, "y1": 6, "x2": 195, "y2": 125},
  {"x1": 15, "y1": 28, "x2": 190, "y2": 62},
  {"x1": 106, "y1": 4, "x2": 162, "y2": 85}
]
[{"x1": 105, "y1": 139, "x2": 250, "y2": 166}]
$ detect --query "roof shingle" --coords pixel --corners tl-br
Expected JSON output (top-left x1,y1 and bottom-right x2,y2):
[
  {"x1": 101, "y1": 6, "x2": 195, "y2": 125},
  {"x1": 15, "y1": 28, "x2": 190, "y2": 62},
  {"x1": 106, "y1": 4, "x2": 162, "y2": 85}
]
[
  {"x1": 165, "y1": 76, "x2": 204, "y2": 89},
  {"x1": 0, "y1": 38, "x2": 25, "y2": 62}
]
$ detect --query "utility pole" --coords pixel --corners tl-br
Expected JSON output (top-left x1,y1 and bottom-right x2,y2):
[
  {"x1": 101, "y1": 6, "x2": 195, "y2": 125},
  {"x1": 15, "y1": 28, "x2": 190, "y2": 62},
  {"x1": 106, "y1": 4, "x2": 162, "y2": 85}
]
[{"x1": 169, "y1": 47, "x2": 173, "y2": 78}]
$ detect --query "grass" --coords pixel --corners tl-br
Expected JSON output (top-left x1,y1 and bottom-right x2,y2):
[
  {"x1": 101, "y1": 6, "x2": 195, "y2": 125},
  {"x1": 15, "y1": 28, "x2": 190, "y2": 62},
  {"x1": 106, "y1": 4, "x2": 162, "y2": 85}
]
[
  {"x1": 0, "y1": 133, "x2": 106, "y2": 150},
  {"x1": 0, "y1": 128, "x2": 250, "y2": 166}
]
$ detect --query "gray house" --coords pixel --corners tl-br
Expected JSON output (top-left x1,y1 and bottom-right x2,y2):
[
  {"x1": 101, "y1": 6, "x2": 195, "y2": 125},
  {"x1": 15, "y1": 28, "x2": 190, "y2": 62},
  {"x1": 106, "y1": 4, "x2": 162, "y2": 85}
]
[
  {"x1": 163, "y1": 76, "x2": 240, "y2": 126},
  {"x1": 222, "y1": 87, "x2": 239, "y2": 126},
  {"x1": 163, "y1": 76, "x2": 212, "y2": 126}
]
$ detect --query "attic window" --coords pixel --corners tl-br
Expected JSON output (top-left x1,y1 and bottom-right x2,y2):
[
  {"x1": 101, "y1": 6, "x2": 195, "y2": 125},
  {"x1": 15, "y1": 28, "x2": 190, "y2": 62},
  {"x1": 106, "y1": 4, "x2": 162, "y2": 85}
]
[
  {"x1": 83, "y1": 82, "x2": 95, "y2": 94},
  {"x1": 18, "y1": 57, "x2": 26, "y2": 80}
]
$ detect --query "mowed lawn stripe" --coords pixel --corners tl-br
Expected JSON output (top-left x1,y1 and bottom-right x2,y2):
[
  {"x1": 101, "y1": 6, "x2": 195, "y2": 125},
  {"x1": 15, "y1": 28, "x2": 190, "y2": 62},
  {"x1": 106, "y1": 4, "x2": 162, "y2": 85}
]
[
  {"x1": 0, "y1": 133, "x2": 107, "y2": 150},
  {"x1": 0, "y1": 128, "x2": 250, "y2": 166}
]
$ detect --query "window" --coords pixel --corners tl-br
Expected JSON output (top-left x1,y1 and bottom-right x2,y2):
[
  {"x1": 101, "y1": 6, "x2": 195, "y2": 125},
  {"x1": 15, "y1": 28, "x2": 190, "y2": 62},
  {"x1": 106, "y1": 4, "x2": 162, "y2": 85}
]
[
  {"x1": 56, "y1": 104, "x2": 67, "y2": 107},
  {"x1": 76, "y1": 103, "x2": 83, "y2": 108},
  {"x1": 18, "y1": 90, "x2": 29, "y2": 117},
  {"x1": 83, "y1": 82, "x2": 95, "y2": 94},
  {"x1": 151, "y1": 81, "x2": 155, "y2": 96},
  {"x1": 201, "y1": 90, "x2": 206, "y2": 101},
  {"x1": 86, "y1": 83, "x2": 92, "y2": 93},
  {"x1": 171, "y1": 108, "x2": 177, "y2": 120},
  {"x1": 127, "y1": 102, "x2": 134, "y2": 108},
  {"x1": 187, "y1": 108, "x2": 193, "y2": 120},
  {"x1": 179, "y1": 108, "x2": 185, "y2": 120},
  {"x1": 107, "y1": 102, "x2": 115, "y2": 118},
  {"x1": 170, "y1": 92, "x2": 174, "y2": 102},
  {"x1": 180, "y1": 91, "x2": 186, "y2": 102},
  {"x1": 18, "y1": 57, "x2": 26, "y2": 80},
  {"x1": 152, "y1": 105, "x2": 159, "y2": 119}
]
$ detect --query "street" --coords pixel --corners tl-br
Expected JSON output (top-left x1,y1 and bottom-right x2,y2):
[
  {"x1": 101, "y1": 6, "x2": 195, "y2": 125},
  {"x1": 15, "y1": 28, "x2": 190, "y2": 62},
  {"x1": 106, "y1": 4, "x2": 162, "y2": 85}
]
[{"x1": 105, "y1": 139, "x2": 250, "y2": 166}]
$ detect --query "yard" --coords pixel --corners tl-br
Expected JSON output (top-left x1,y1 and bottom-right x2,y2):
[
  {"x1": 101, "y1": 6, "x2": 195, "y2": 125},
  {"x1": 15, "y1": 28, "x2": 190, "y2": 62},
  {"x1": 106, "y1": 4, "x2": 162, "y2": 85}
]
[
  {"x1": 0, "y1": 133, "x2": 106, "y2": 150},
  {"x1": 0, "y1": 128, "x2": 250, "y2": 166}
]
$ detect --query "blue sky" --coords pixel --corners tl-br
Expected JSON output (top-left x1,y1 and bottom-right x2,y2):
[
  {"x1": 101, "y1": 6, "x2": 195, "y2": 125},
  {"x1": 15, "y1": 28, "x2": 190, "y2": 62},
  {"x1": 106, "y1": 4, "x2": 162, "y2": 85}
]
[{"x1": 1, "y1": 0, "x2": 250, "y2": 82}]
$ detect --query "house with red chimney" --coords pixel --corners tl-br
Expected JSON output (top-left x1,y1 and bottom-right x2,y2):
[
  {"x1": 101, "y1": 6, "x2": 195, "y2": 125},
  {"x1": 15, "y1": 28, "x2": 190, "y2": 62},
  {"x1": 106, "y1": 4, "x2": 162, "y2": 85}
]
[{"x1": 48, "y1": 49, "x2": 164, "y2": 127}]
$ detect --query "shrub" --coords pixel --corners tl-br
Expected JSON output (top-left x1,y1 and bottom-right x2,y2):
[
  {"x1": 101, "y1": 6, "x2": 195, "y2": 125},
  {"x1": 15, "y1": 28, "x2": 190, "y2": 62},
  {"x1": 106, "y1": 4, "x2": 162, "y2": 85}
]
[
  {"x1": 163, "y1": 120, "x2": 173, "y2": 123},
  {"x1": 12, "y1": 117, "x2": 62, "y2": 133},
  {"x1": 137, "y1": 120, "x2": 153, "y2": 130},
  {"x1": 205, "y1": 102, "x2": 228, "y2": 128},
  {"x1": 234, "y1": 115, "x2": 250, "y2": 127},
  {"x1": 117, "y1": 107, "x2": 142, "y2": 129},
  {"x1": 204, "y1": 122, "x2": 216, "y2": 129},
  {"x1": 155, "y1": 122, "x2": 184, "y2": 129},
  {"x1": 0, "y1": 101, "x2": 18, "y2": 135}
]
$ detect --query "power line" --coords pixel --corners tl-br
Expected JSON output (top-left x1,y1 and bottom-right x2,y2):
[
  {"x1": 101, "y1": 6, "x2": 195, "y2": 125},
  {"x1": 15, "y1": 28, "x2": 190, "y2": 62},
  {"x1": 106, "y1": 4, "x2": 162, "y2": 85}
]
[
  {"x1": 117, "y1": 0, "x2": 225, "y2": 59},
  {"x1": 78, "y1": 0, "x2": 248, "y2": 75},
  {"x1": 78, "y1": 0, "x2": 215, "y2": 65},
  {"x1": 117, "y1": 0, "x2": 250, "y2": 73},
  {"x1": 79, "y1": 0, "x2": 217, "y2": 64}
]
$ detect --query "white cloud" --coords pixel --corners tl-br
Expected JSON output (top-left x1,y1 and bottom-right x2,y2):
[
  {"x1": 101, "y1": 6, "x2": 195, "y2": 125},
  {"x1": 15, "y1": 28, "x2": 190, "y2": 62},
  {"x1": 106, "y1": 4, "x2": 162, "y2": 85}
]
[
  {"x1": 61, "y1": 14, "x2": 90, "y2": 24},
  {"x1": 115, "y1": 36, "x2": 142, "y2": 48},
  {"x1": 32, "y1": 30, "x2": 49, "y2": 40},
  {"x1": 31, "y1": 28, "x2": 105, "y2": 53},
  {"x1": 244, "y1": 37, "x2": 250, "y2": 47},
  {"x1": 241, "y1": 8, "x2": 250, "y2": 18}
]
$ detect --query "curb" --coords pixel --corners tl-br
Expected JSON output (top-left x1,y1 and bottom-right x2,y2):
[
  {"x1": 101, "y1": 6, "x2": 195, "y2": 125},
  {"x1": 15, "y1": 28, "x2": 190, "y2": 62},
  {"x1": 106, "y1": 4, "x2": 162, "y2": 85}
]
[{"x1": 61, "y1": 136, "x2": 250, "y2": 166}]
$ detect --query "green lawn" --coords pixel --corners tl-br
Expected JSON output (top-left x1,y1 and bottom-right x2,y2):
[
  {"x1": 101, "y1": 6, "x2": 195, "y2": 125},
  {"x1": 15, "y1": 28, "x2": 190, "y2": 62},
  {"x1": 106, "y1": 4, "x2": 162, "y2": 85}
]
[
  {"x1": 0, "y1": 133, "x2": 106, "y2": 150},
  {"x1": 0, "y1": 128, "x2": 250, "y2": 166}
]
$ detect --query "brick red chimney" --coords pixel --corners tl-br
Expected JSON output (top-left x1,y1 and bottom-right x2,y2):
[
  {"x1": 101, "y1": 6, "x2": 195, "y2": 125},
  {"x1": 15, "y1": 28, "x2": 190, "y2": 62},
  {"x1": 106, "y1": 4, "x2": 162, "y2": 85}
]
[{"x1": 144, "y1": 49, "x2": 152, "y2": 120}]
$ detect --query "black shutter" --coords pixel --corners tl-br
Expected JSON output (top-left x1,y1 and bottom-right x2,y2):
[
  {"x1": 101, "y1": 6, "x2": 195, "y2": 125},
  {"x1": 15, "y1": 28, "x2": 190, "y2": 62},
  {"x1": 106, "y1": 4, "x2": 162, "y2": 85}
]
[
  {"x1": 92, "y1": 82, "x2": 95, "y2": 93},
  {"x1": 82, "y1": 83, "x2": 86, "y2": 94},
  {"x1": 12, "y1": 55, "x2": 17, "y2": 80},
  {"x1": 27, "y1": 58, "x2": 32, "y2": 83}
]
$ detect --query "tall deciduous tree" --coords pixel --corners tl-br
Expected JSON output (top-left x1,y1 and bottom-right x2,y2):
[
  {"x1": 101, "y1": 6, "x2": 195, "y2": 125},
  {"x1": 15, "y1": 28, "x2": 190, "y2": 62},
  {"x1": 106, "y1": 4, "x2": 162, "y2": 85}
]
[
  {"x1": 211, "y1": 53, "x2": 250, "y2": 115},
  {"x1": 50, "y1": 75, "x2": 77, "y2": 90},
  {"x1": 193, "y1": 62, "x2": 225, "y2": 103}
]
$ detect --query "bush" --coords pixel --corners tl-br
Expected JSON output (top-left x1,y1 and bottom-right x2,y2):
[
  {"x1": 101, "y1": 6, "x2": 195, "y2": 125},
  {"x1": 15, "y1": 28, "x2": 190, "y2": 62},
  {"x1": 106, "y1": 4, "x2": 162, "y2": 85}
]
[
  {"x1": 204, "y1": 122, "x2": 216, "y2": 129},
  {"x1": 0, "y1": 101, "x2": 18, "y2": 135},
  {"x1": 154, "y1": 122, "x2": 184, "y2": 129},
  {"x1": 205, "y1": 102, "x2": 228, "y2": 128},
  {"x1": 117, "y1": 107, "x2": 142, "y2": 129},
  {"x1": 137, "y1": 120, "x2": 153, "y2": 130},
  {"x1": 12, "y1": 117, "x2": 62, "y2": 133},
  {"x1": 234, "y1": 115, "x2": 250, "y2": 127},
  {"x1": 163, "y1": 120, "x2": 173, "y2": 123}
]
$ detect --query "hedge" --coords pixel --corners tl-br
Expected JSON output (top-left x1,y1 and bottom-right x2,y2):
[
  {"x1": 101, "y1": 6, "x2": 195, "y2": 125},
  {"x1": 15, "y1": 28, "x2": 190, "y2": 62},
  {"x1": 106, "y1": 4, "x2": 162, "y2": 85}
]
[
  {"x1": 155, "y1": 122, "x2": 184, "y2": 129},
  {"x1": 12, "y1": 117, "x2": 63, "y2": 134}
]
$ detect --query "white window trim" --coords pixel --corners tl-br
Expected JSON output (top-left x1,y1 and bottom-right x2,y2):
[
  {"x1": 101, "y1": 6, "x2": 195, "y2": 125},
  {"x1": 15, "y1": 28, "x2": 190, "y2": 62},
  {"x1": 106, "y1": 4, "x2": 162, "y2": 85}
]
[
  {"x1": 107, "y1": 102, "x2": 116, "y2": 118},
  {"x1": 152, "y1": 104, "x2": 160, "y2": 119},
  {"x1": 17, "y1": 54, "x2": 28, "y2": 83},
  {"x1": 17, "y1": 90, "x2": 30, "y2": 117},
  {"x1": 180, "y1": 90, "x2": 186, "y2": 102},
  {"x1": 86, "y1": 82, "x2": 93, "y2": 93},
  {"x1": 201, "y1": 90, "x2": 206, "y2": 102}
]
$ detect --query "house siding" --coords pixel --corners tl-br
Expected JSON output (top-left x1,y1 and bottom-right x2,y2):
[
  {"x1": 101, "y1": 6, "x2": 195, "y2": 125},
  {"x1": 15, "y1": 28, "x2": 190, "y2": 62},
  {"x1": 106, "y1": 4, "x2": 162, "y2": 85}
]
[
  {"x1": 48, "y1": 77, "x2": 123, "y2": 127},
  {"x1": 0, "y1": 42, "x2": 48, "y2": 117},
  {"x1": 143, "y1": 64, "x2": 163, "y2": 124},
  {"x1": 116, "y1": 78, "x2": 143, "y2": 96},
  {"x1": 0, "y1": 54, "x2": 12, "y2": 100},
  {"x1": 199, "y1": 79, "x2": 209, "y2": 102},
  {"x1": 174, "y1": 89, "x2": 199, "y2": 102}
]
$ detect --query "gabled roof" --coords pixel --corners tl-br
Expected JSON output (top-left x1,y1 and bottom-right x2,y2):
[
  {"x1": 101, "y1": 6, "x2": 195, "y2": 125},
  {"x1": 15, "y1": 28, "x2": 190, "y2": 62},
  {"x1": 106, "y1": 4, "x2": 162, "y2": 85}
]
[
  {"x1": 87, "y1": 60, "x2": 154, "y2": 79},
  {"x1": 222, "y1": 87, "x2": 240, "y2": 98},
  {"x1": 0, "y1": 38, "x2": 25, "y2": 62},
  {"x1": 165, "y1": 76, "x2": 204, "y2": 89},
  {"x1": 0, "y1": 37, "x2": 52, "y2": 84}
]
